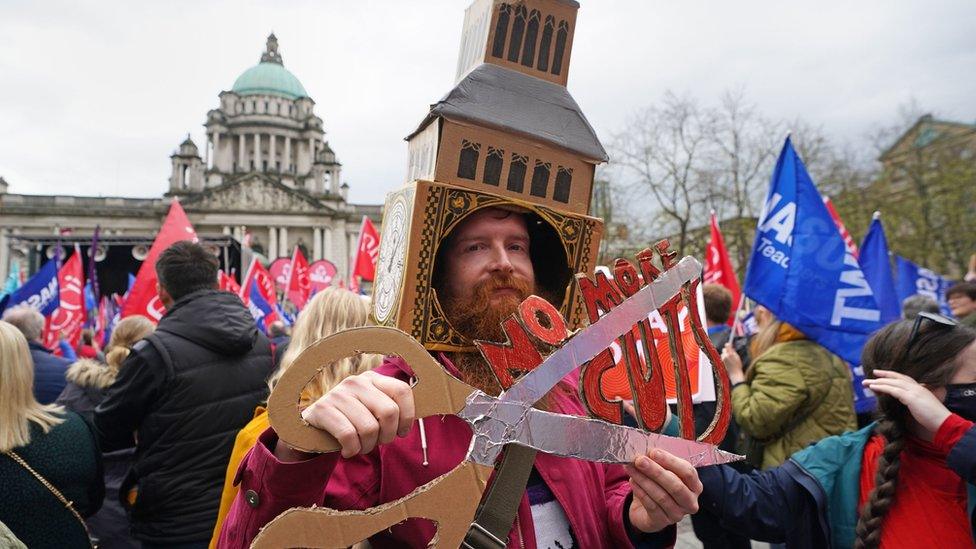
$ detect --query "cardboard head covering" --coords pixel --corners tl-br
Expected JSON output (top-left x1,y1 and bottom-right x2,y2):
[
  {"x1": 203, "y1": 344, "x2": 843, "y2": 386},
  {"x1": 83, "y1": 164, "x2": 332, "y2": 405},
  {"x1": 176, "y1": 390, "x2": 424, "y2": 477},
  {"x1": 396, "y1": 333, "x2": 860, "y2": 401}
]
[{"x1": 371, "y1": 0, "x2": 605, "y2": 352}]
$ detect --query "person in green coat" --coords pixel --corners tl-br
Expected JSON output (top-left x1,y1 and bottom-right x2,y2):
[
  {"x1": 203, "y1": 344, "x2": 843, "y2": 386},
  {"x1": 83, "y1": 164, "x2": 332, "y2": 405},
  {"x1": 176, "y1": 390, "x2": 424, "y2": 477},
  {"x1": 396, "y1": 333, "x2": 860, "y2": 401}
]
[
  {"x1": 0, "y1": 320, "x2": 103, "y2": 548},
  {"x1": 721, "y1": 305, "x2": 857, "y2": 469}
]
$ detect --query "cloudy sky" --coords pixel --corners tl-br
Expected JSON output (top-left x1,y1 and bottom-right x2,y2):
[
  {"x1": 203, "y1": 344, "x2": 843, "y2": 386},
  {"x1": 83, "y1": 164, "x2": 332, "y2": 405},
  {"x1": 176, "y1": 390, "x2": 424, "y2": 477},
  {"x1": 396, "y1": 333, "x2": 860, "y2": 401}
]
[{"x1": 1, "y1": 0, "x2": 974, "y2": 205}]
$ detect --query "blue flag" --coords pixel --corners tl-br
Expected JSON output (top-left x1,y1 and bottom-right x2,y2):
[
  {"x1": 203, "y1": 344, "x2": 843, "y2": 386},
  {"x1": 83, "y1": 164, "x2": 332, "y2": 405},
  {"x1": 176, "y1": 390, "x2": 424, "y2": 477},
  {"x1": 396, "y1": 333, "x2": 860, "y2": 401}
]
[
  {"x1": 247, "y1": 279, "x2": 276, "y2": 334},
  {"x1": 0, "y1": 258, "x2": 61, "y2": 316},
  {"x1": 894, "y1": 256, "x2": 954, "y2": 317},
  {"x1": 744, "y1": 137, "x2": 883, "y2": 413},
  {"x1": 859, "y1": 215, "x2": 900, "y2": 324}
]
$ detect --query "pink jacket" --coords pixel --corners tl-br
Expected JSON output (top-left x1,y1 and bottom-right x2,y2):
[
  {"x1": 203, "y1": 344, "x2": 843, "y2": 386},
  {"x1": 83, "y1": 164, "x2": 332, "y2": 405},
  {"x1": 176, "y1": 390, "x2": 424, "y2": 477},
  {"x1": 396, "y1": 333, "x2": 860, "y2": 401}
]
[{"x1": 217, "y1": 355, "x2": 674, "y2": 548}]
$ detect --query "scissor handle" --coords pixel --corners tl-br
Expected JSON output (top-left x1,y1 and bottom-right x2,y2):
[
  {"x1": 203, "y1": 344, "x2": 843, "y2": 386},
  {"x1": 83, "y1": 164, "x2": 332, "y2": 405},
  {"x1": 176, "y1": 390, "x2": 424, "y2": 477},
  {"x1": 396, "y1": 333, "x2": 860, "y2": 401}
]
[
  {"x1": 250, "y1": 461, "x2": 493, "y2": 549},
  {"x1": 268, "y1": 326, "x2": 475, "y2": 454}
]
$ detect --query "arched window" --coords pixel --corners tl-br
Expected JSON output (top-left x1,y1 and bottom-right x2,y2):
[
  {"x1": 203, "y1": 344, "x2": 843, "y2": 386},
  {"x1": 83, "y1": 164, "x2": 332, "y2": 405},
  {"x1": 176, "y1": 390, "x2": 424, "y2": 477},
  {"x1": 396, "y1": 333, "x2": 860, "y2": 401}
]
[
  {"x1": 457, "y1": 140, "x2": 480, "y2": 180},
  {"x1": 552, "y1": 20, "x2": 569, "y2": 76},
  {"x1": 537, "y1": 16, "x2": 554, "y2": 72},
  {"x1": 521, "y1": 10, "x2": 540, "y2": 67},
  {"x1": 507, "y1": 154, "x2": 527, "y2": 193},
  {"x1": 530, "y1": 160, "x2": 551, "y2": 198},
  {"x1": 483, "y1": 147, "x2": 504, "y2": 186},
  {"x1": 491, "y1": 4, "x2": 510, "y2": 58},
  {"x1": 508, "y1": 5, "x2": 527, "y2": 63},
  {"x1": 553, "y1": 167, "x2": 573, "y2": 203}
]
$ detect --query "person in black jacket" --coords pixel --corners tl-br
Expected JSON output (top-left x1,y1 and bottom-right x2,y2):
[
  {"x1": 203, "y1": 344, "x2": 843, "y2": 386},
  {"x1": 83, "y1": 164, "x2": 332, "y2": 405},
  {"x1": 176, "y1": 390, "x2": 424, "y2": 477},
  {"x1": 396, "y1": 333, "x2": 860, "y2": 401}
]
[
  {"x1": 95, "y1": 241, "x2": 273, "y2": 548},
  {"x1": 1, "y1": 305, "x2": 71, "y2": 404}
]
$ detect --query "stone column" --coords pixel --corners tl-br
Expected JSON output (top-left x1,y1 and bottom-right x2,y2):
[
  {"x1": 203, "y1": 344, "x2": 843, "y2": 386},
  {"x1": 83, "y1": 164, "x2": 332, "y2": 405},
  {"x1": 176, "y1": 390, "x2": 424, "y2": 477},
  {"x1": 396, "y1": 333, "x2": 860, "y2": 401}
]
[
  {"x1": 204, "y1": 133, "x2": 210, "y2": 167},
  {"x1": 313, "y1": 227, "x2": 322, "y2": 261},
  {"x1": 255, "y1": 133, "x2": 262, "y2": 171},
  {"x1": 279, "y1": 227, "x2": 289, "y2": 255},
  {"x1": 269, "y1": 134, "x2": 277, "y2": 171},
  {"x1": 323, "y1": 226, "x2": 333, "y2": 260},
  {"x1": 222, "y1": 226, "x2": 231, "y2": 235},
  {"x1": 233, "y1": 226, "x2": 242, "y2": 242},
  {"x1": 238, "y1": 134, "x2": 246, "y2": 171},
  {"x1": 284, "y1": 137, "x2": 292, "y2": 172},
  {"x1": 213, "y1": 132, "x2": 221, "y2": 170},
  {"x1": 268, "y1": 226, "x2": 278, "y2": 258}
]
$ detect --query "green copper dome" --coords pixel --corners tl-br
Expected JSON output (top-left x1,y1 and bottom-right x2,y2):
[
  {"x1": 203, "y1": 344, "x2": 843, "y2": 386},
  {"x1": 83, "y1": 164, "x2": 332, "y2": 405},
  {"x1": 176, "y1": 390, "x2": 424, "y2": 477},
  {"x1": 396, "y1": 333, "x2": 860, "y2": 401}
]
[
  {"x1": 231, "y1": 34, "x2": 307, "y2": 100},
  {"x1": 232, "y1": 62, "x2": 307, "y2": 100}
]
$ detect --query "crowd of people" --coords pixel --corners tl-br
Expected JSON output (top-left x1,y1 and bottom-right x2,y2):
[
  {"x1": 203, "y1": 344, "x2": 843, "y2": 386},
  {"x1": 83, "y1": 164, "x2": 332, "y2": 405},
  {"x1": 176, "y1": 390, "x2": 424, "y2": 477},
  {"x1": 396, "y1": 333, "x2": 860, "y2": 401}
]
[{"x1": 0, "y1": 228, "x2": 974, "y2": 549}]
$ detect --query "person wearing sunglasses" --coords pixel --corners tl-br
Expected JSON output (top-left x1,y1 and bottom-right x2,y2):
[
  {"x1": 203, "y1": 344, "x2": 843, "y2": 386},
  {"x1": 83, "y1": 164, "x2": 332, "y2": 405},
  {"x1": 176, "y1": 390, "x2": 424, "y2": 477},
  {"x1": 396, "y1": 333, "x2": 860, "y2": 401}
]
[{"x1": 697, "y1": 312, "x2": 976, "y2": 549}]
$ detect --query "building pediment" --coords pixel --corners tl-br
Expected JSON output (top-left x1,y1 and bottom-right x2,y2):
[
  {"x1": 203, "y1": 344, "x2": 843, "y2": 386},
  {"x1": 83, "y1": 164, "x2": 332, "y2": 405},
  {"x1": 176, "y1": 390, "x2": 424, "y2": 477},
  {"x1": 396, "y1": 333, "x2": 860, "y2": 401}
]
[{"x1": 181, "y1": 174, "x2": 333, "y2": 214}]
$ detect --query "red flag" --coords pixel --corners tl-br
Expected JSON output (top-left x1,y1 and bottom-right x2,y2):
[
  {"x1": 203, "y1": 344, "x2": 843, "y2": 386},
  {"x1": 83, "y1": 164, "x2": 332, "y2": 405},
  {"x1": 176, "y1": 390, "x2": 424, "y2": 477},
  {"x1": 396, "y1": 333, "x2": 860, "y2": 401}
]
[
  {"x1": 351, "y1": 216, "x2": 380, "y2": 282},
  {"x1": 823, "y1": 197, "x2": 858, "y2": 258},
  {"x1": 285, "y1": 247, "x2": 311, "y2": 310},
  {"x1": 42, "y1": 246, "x2": 86, "y2": 350},
  {"x1": 703, "y1": 212, "x2": 741, "y2": 325},
  {"x1": 240, "y1": 258, "x2": 277, "y2": 305},
  {"x1": 218, "y1": 270, "x2": 241, "y2": 295},
  {"x1": 122, "y1": 200, "x2": 198, "y2": 321}
]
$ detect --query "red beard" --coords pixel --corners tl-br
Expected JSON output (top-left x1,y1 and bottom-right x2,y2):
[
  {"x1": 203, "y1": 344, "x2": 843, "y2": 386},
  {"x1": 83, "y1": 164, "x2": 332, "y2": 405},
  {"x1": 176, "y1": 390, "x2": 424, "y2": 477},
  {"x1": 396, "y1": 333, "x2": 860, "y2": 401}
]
[{"x1": 442, "y1": 273, "x2": 535, "y2": 394}]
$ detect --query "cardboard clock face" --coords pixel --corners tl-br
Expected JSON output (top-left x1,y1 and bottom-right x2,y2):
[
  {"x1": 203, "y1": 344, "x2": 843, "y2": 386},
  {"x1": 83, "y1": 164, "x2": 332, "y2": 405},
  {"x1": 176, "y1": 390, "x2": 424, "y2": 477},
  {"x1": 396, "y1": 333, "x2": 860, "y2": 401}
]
[{"x1": 373, "y1": 193, "x2": 411, "y2": 324}]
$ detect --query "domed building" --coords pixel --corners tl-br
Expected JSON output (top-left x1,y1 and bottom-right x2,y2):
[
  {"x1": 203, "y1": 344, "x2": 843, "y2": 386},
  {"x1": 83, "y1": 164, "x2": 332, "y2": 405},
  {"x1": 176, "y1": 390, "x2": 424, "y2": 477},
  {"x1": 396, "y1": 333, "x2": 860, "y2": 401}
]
[{"x1": 0, "y1": 34, "x2": 380, "y2": 293}]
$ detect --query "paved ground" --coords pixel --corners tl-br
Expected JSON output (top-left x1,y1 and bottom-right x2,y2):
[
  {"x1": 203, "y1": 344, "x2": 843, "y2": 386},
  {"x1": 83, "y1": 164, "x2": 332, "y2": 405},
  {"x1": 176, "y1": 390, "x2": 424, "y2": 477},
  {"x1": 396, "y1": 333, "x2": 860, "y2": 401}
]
[{"x1": 674, "y1": 516, "x2": 771, "y2": 549}]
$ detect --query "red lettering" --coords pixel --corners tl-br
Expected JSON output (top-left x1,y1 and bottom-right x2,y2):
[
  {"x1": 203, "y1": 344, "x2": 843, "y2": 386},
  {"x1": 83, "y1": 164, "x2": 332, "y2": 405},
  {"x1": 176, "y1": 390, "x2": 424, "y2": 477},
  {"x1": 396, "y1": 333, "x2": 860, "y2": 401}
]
[
  {"x1": 518, "y1": 295, "x2": 568, "y2": 346},
  {"x1": 476, "y1": 316, "x2": 544, "y2": 389},
  {"x1": 575, "y1": 272, "x2": 623, "y2": 324},
  {"x1": 613, "y1": 258, "x2": 641, "y2": 297},
  {"x1": 683, "y1": 278, "x2": 732, "y2": 445},
  {"x1": 636, "y1": 248, "x2": 661, "y2": 284},
  {"x1": 579, "y1": 348, "x2": 622, "y2": 424}
]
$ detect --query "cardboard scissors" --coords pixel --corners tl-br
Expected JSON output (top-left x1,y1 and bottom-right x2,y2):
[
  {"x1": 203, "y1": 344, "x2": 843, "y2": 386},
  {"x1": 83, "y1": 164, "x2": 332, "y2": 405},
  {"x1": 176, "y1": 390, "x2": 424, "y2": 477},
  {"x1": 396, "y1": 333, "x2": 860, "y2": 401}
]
[{"x1": 254, "y1": 257, "x2": 739, "y2": 548}]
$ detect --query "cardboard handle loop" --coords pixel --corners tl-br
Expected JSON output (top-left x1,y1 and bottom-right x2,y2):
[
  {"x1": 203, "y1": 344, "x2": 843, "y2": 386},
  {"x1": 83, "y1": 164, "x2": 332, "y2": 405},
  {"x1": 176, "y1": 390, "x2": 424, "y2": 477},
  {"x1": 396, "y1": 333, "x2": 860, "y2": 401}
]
[
  {"x1": 250, "y1": 461, "x2": 492, "y2": 548},
  {"x1": 268, "y1": 326, "x2": 474, "y2": 454}
]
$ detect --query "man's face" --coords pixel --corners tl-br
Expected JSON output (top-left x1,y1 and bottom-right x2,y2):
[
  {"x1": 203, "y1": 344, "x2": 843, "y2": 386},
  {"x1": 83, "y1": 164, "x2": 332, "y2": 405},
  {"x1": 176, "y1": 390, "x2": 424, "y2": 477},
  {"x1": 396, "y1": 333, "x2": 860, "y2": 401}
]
[
  {"x1": 441, "y1": 208, "x2": 535, "y2": 309},
  {"x1": 949, "y1": 294, "x2": 976, "y2": 319}
]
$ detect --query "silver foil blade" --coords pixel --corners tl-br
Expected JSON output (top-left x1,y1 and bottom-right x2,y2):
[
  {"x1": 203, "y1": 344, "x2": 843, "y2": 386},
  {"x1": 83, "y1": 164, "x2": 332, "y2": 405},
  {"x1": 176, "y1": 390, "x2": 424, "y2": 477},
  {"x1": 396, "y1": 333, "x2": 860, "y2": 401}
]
[
  {"x1": 498, "y1": 256, "x2": 702, "y2": 408},
  {"x1": 459, "y1": 392, "x2": 741, "y2": 467}
]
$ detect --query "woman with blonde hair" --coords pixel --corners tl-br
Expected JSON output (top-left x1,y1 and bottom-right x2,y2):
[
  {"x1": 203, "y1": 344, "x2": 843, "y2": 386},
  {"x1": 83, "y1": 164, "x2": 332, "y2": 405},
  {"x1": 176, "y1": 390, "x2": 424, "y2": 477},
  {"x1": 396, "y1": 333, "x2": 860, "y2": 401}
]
[
  {"x1": 56, "y1": 315, "x2": 155, "y2": 549},
  {"x1": 210, "y1": 288, "x2": 382, "y2": 546},
  {"x1": 0, "y1": 320, "x2": 103, "y2": 548}
]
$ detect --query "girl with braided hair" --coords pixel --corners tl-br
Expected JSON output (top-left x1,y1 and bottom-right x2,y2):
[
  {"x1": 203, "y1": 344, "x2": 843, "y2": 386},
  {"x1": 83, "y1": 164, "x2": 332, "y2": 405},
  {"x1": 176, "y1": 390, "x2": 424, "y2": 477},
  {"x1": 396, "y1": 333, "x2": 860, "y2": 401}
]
[{"x1": 696, "y1": 314, "x2": 976, "y2": 548}]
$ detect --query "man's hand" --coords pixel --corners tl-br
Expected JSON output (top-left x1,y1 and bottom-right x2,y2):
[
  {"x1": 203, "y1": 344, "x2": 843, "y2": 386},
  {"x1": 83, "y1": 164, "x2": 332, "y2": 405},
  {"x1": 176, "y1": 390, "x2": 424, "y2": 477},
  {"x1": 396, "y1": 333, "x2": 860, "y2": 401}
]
[
  {"x1": 721, "y1": 342, "x2": 745, "y2": 385},
  {"x1": 276, "y1": 370, "x2": 416, "y2": 460},
  {"x1": 625, "y1": 449, "x2": 703, "y2": 533}
]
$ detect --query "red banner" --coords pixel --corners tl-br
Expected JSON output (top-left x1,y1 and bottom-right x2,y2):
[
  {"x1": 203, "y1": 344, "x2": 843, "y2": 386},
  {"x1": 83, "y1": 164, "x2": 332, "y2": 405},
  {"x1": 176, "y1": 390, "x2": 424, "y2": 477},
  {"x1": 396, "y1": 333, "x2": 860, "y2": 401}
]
[
  {"x1": 122, "y1": 199, "x2": 198, "y2": 321},
  {"x1": 823, "y1": 197, "x2": 858, "y2": 258},
  {"x1": 351, "y1": 216, "x2": 380, "y2": 282},
  {"x1": 309, "y1": 260, "x2": 338, "y2": 293},
  {"x1": 269, "y1": 258, "x2": 291, "y2": 291},
  {"x1": 43, "y1": 247, "x2": 86, "y2": 351},
  {"x1": 218, "y1": 270, "x2": 241, "y2": 295},
  {"x1": 703, "y1": 212, "x2": 741, "y2": 325},
  {"x1": 286, "y1": 247, "x2": 311, "y2": 310}
]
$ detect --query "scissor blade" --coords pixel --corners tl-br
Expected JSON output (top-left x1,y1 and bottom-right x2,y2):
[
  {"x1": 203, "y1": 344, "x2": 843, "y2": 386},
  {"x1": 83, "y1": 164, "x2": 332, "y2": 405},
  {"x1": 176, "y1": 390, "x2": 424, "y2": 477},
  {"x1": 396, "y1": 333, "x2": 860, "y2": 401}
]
[
  {"x1": 498, "y1": 256, "x2": 701, "y2": 407},
  {"x1": 459, "y1": 394, "x2": 741, "y2": 467}
]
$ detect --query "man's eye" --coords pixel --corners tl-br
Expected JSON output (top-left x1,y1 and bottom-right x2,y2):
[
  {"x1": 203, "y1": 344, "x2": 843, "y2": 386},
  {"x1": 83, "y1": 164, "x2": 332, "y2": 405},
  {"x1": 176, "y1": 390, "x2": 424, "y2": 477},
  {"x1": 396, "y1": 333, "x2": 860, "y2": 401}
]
[
  {"x1": 465, "y1": 243, "x2": 484, "y2": 252},
  {"x1": 509, "y1": 244, "x2": 527, "y2": 252}
]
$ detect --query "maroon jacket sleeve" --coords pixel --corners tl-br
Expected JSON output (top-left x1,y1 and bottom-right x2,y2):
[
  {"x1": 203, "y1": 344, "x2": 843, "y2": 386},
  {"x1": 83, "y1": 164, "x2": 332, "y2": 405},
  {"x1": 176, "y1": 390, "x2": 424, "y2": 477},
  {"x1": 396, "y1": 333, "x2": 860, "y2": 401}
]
[{"x1": 216, "y1": 428, "x2": 338, "y2": 548}]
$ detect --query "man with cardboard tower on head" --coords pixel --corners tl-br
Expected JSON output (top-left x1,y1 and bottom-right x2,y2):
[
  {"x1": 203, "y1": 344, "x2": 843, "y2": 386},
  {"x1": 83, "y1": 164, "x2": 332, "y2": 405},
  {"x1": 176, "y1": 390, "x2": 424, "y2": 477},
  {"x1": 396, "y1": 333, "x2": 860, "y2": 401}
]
[{"x1": 218, "y1": 1, "x2": 704, "y2": 547}]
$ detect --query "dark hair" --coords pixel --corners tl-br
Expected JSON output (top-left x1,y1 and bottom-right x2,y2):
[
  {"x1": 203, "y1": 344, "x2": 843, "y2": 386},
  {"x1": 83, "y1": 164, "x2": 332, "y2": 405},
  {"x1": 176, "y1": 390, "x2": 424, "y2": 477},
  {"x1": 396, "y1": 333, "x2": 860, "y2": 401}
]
[
  {"x1": 702, "y1": 284, "x2": 733, "y2": 325},
  {"x1": 853, "y1": 319, "x2": 976, "y2": 548},
  {"x1": 900, "y1": 294, "x2": 940, "y2": 320},
  {"x1": 155, "y1": 241, "x2": 218, "y2": 301},
  {"x1": 946, "y1": 281, "x2": 976, "y2": 301},
  {"x1": 268, "y1": 321, "x2": 288, "y2": 338}
]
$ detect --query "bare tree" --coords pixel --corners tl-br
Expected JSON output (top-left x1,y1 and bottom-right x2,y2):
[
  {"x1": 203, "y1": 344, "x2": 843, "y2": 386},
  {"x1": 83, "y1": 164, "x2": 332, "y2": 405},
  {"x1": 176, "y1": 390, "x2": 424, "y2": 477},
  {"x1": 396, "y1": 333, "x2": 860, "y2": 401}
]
[{"x1": 610, "y1": 92, "x2": 712, "y2": 255}]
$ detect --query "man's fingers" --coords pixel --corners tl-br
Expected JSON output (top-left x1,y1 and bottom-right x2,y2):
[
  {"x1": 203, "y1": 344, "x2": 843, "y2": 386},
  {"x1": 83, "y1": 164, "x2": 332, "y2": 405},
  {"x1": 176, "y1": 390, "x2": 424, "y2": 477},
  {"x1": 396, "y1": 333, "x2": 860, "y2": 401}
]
[
  {"x1": 330, "y1": 391, "x2": 381, "y2": 456},
  {"x1": 369, "y1": 373, "x2": 416, "y2": 436},
  {"x1": 304, "y1": 403, "x2": 361, "y2": 458},
  {"x1": 650, "y1": 449, "x2": 704, "y2": 495},
  {"x1": 630, "y1": 456, "x2": 699, "y2": 519},
  {"x1": 630, "y1": 480, "x2": 669, "y2": 523}
]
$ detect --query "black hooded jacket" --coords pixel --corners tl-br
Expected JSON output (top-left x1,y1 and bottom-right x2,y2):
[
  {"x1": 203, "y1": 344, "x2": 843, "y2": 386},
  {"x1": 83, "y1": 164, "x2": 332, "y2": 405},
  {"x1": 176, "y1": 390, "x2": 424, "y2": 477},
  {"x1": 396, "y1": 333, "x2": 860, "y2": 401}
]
[{"x1": 95, "y1": 289, "x2": 273, "y2": 543}]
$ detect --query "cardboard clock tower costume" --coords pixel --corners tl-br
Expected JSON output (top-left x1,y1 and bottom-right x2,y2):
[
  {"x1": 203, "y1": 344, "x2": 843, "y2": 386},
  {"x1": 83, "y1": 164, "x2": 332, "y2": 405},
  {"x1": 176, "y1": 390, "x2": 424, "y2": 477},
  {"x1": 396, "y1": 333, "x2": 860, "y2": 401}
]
[{"x1": 371, "y1": 0, "x2": 606, "y2": 352}]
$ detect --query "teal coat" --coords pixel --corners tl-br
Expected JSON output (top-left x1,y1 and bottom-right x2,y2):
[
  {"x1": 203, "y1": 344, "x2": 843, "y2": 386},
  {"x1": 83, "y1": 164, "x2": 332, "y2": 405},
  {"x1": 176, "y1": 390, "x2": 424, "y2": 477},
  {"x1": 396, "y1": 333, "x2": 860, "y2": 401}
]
[{"x1": 699, "y1": 422, "x2": 976, "y2": 548}]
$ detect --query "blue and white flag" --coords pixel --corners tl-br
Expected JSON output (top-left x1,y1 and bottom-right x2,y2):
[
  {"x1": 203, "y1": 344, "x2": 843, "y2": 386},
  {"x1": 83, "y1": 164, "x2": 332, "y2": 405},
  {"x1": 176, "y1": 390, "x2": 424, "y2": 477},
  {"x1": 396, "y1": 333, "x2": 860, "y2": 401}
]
[
  {"x1": 246, "y1": 279, "x2": 277, "y2": 334},
  {"x1": 859, "y1": 215, "x2": 900, "y2": 324},
  {"x1": 894, "y1": 256, "x2": 953, "y2": 317},
  {"x1": 0, "y1": 258, "x2": 61, "y2": 317},
  {"x1": 744, "y1": 137, "x2": 883, "y2": 413}
]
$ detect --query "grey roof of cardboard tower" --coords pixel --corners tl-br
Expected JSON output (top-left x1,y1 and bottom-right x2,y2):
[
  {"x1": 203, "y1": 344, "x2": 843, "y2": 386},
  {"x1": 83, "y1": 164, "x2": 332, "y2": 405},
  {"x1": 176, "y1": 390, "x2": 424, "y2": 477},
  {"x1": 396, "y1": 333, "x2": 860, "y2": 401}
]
[{"x1": 407, "y1": 63, "x2": 609, "y2": 163}]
